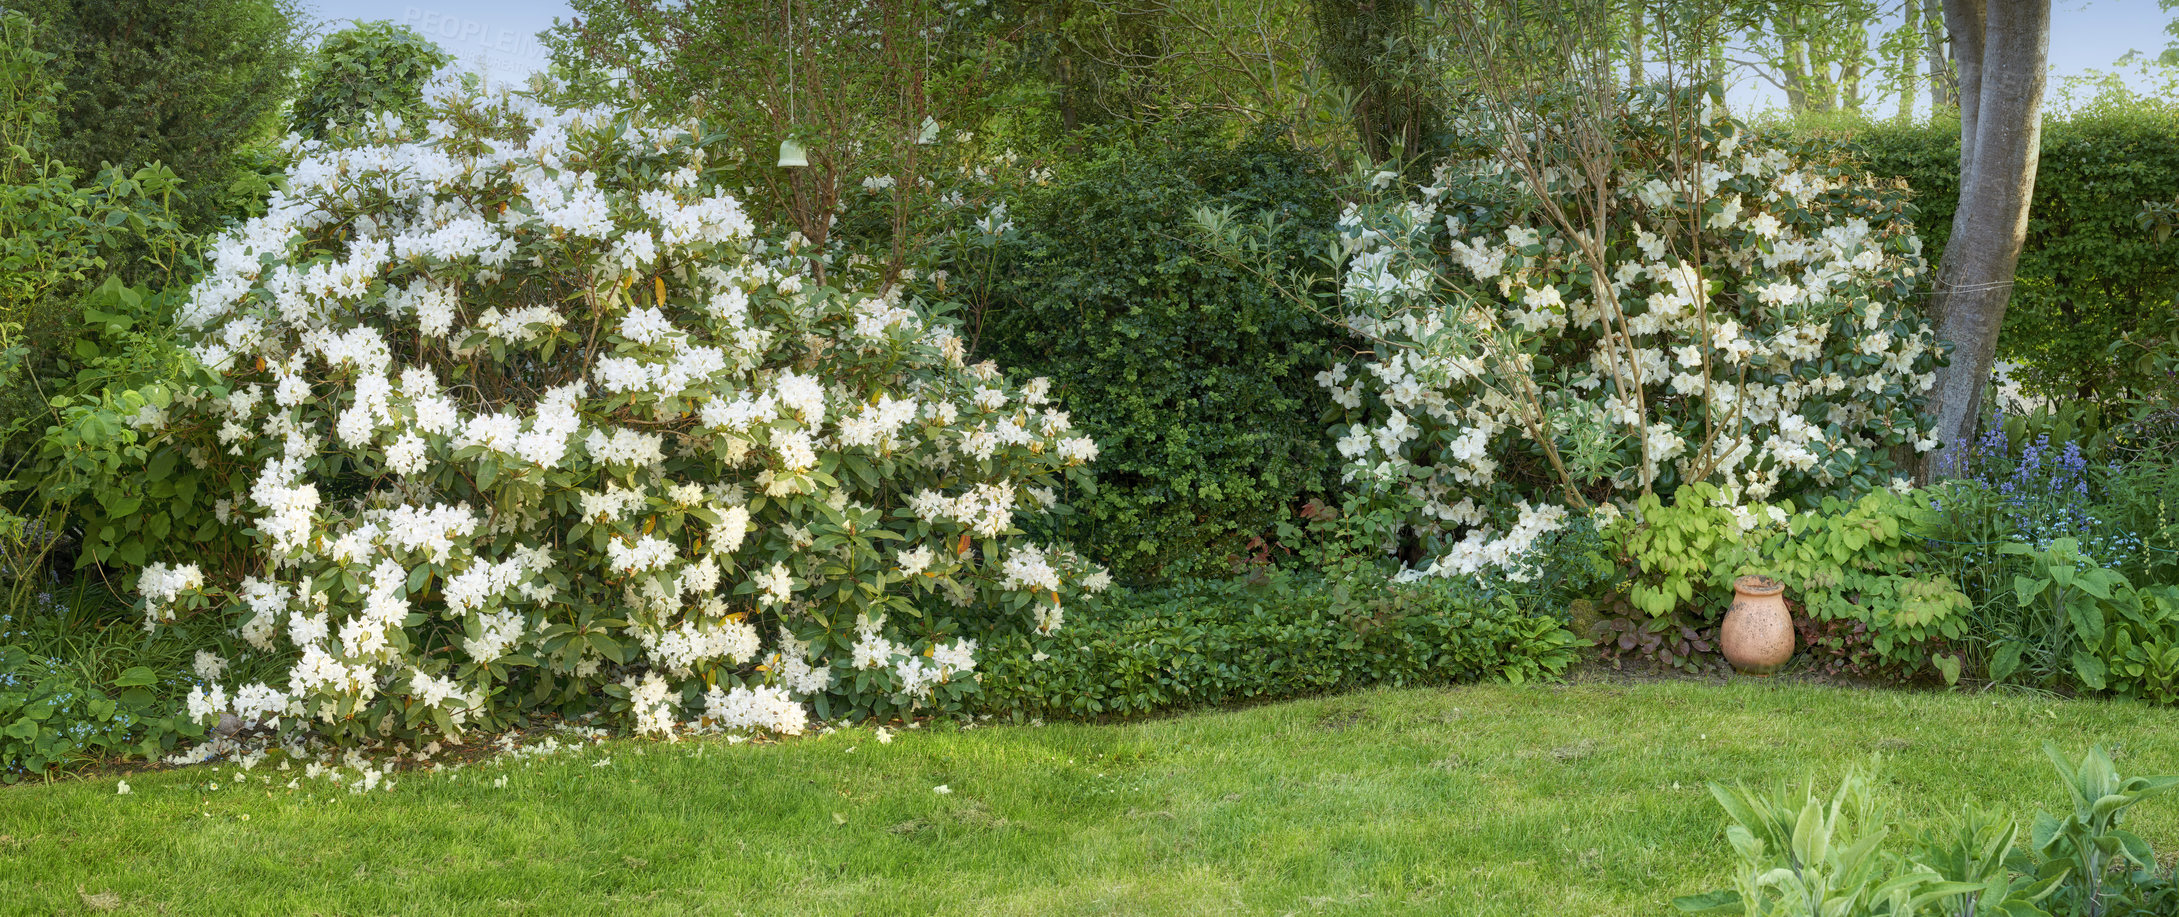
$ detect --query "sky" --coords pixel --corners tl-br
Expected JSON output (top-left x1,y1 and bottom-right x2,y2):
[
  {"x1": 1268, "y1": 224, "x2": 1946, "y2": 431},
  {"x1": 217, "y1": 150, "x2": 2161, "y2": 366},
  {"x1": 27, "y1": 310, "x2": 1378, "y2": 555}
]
[{"x1": 307, "y1": 0, "x2": 2177, "y2": 112}]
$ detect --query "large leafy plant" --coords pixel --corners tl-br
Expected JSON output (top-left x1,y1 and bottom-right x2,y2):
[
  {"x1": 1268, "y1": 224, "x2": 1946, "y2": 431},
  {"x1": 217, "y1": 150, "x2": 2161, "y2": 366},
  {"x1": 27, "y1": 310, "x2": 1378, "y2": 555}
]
[
  {"x1": 1678, "y1": 747, "x2": 2179, "y2": 917},
  {"x1": 1993, "y1": 539, "x2": 2133, "y2": 691},
  {"x1": 1676, "y1": 768, "x2": 1978, "y2": 916},
  {"x1": 1755, "y1": 490, "x2": 1969, "y2": 682},
  {"x1": 1601, "y1": 483, "x2": 1967, "y2": 680},
  {"x1": 2033, "y1": 744, "x2": 2179, "y2": 917},
  {"x1": 117, "y1": 80, "x2": 1107, "y2": 750}
]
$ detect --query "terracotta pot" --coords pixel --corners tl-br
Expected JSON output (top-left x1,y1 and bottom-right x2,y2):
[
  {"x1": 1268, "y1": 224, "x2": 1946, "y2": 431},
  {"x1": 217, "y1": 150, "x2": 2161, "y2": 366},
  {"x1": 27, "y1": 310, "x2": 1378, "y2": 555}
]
[{"x1": 1721, "y1": 575, "x2": 1793, "y2": 676}]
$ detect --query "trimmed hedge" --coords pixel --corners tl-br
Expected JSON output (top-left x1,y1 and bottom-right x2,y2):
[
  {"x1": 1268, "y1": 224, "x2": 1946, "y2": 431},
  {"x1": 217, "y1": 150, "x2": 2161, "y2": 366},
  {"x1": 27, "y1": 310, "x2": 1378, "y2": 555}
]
[
  {"x1": 974, "y1": 573, "x2": 1581, "y2": 721},
  {"x1": 975, "y1": 126, "x2": 1343, "y2": 584},
  {"x1": 1809, "y1": 107, "x2": 2179, "y2": 400}
]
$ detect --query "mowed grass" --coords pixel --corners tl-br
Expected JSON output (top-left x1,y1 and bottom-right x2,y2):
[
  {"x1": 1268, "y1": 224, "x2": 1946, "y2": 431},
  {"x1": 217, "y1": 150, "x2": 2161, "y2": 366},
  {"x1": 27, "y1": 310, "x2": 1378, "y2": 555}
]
[{"x1": 7, "y1": 679, "x2": 2179, "y2": 916}]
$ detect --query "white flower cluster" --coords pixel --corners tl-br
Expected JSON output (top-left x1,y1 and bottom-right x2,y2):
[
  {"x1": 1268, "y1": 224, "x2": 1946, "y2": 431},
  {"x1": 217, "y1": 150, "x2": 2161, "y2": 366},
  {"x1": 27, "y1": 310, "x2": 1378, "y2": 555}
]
[
  {"x1": 1327, "y1": 100, "x2": 1943, "y2": 577},
  {"x1": 136, "y1": 77, "x2": 1105, "y2": 748}
]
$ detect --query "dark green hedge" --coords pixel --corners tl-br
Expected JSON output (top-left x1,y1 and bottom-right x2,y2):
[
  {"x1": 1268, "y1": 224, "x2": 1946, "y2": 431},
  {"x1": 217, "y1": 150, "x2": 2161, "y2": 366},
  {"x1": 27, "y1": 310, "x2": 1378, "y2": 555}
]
[
  {"x1": 974, "y1": 127, "x2": 1343, "y2": 584},
  {"x1": 973, "y1": 573, "x2": 1581, "y2": 721},
  {"x1": 1812, "y1": 107, "x2": 2179, "y2": 400}
]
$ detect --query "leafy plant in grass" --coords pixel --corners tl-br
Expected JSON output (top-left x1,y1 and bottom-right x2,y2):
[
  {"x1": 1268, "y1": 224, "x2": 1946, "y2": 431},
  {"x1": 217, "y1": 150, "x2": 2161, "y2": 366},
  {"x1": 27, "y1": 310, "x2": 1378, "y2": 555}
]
[
  {"x1": 1675, "y1": 767, "x2": 1979, "y2": 915},
  {"x1": 1912, "y1": 806, "x2": 2062, "y2": 917},
  {"x1": 0, "y1": 645, "x2": 205, "y2": 781},
  {"x1": 2034, "y1": 744, "x2": 2179, "y2": 917},
  {"x1": 2100, "y1": 586, "x2": 2179, "y2": 706},
  {"x1": 1680, "y1": 746, "x2": 2179, "y2": 916}
]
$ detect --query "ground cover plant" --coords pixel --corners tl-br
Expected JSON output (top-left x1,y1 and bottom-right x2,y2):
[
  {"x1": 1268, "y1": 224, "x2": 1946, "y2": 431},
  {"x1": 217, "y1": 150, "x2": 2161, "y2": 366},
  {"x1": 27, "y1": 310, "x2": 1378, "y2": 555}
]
[
  {"x1": 8, "y1": 681, "x2": 2179, "y2": 916},
  {"x1": 977, "y1": 569, "x2": 1580, "y2": 720}
]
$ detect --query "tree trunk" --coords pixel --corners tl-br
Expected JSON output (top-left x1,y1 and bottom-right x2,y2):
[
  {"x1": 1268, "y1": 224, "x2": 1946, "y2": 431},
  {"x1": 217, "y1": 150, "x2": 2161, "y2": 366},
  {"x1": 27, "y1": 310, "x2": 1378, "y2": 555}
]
[
  {"x1": 1628, "y1": 6, "x2": 1645, "y2": 88},
  {"x1": 1842, "y1": 55, "x2": 1863, "y2": 113},
  {"x1": 1924, "y1": 0, "x2": 2049, "y2": 477},
  {"x1": 1923, "y1": 0, "x2": 1954, "y2": 110},
  {"x1": 1780, "y1": 18, "x2": 1813, "y2": 112},
  {"x1": 1898, "y1": 0, "x2": 1921, "y2": 120},
  {"x1": 1309, "y1": 0, "x2": 1442, "y2": 167}
]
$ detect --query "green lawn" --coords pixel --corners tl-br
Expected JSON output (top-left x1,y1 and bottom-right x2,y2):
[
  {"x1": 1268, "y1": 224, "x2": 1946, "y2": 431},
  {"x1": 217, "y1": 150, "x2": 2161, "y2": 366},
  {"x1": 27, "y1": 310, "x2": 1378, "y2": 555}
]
[{"x1": 7, "y1": 679, "x2": 2179, "y2": 916}]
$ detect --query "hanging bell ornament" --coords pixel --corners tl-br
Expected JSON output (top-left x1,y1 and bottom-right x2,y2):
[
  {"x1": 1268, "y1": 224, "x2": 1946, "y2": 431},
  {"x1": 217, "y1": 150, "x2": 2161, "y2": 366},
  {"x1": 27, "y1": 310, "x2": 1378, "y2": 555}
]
[{"x1": 777, "y1": 138, "x2": 808, "y2": 168}]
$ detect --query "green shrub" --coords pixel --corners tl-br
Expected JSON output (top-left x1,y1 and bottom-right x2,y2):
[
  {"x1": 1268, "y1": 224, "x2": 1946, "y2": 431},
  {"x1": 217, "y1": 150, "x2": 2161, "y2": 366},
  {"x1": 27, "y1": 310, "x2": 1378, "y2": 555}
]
[
  {"x1": 0, "y1": 7, "x2": 200, "y2": 475},
  {"x1": 0, "y1": 160, "x2": 196, "y2": 470},
  {"x1": 1810, "y1": 107, "x2": 2179, "y2": 401},
  {"x1": 974, "y1": 126, "x2": 1343, "y2": 583},
  {"x1": 975, "y1": 571, "x2": 1580, "y2": 721},
  {"x1": 8, "y1": 0, "x2": 305, "y2": 230},
  {"x1": 288, "y1": 21, "x2": 453, "y2": 140}
]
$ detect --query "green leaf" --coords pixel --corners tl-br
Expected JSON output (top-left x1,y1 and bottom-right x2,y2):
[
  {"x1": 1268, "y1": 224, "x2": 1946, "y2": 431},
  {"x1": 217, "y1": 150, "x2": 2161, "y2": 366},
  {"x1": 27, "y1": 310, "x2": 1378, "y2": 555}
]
[
  {"x1": 1670, "y1": 890, "x2": 1741, "y2": 914},
  {"x1": 2073, "y1": 650, "x2": 2107, "y2": 691},
  {"x1": 2068, "y1": 600, "x2": 2105, "y2": 647},
  {"x1": 1990, "y1": 642, "x2": 2025, "y2": 684},
  {"x1": 114, "y1": 666, "x2": 158, "y2": 687},
  {"x1": 1933, "y1": 654, "x2": 1961, "y2": 686}
]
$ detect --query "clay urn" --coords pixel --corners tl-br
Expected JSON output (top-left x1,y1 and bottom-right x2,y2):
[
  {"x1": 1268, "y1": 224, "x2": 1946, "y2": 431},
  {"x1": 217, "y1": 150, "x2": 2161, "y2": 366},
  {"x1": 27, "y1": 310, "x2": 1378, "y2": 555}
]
[{"x1": 1721, "y1": 575, "x2": 1793, "y2": 676}]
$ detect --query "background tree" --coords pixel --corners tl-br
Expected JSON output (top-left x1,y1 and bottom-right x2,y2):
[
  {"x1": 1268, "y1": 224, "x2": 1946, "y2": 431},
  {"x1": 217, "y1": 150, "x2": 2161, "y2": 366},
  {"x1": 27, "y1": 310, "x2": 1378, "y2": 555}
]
[
  {"x1": 1003, "y1": 0, "x2": 1341, "y2": 151},
  {"x1": 1308, "y1": 0, "x2": 1443, "y2": 163},
  {"x1": 288, "y1": 21, "x2": 452, "y2": 140},
  {"x1": 1722, "y1": 0, "x2": 1880, "y2": 115},
  {"x1": 1922, "y1": 0, "x2": 1955, "y2": 108},
  {"x1": 1924, "y1": 0, "x2": 2051, "y2": 474},
  {"x1": 2162, "y1": 0, "x2": 2179, "y2": 66},
  {"x1": 548, "y1": 0, "x2": 995, "y2": 280},
  {"x1": 1, "y1": 0, "x2": 305, "y2": 229}
]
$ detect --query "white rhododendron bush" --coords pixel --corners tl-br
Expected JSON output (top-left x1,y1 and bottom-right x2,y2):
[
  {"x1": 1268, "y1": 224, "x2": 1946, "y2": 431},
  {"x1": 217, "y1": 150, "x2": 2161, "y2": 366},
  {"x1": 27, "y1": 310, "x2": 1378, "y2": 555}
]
[
  {"x1": 1322, "y1": 92, "x2": 1944, "y2": 579},
  {"x1": 134, "y1": 81, "x2": 1105, "y2": 747}
]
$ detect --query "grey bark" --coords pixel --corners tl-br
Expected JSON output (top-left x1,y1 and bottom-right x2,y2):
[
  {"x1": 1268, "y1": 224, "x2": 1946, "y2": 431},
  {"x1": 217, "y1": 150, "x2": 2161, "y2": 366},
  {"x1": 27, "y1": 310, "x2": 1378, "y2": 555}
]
[
  {"x1": 1924, "y1": 0, "x2": 1954, "y2": 110},
  {"x1": 1925, "y1": 0, "x2": 2049, "y2": 477},
  {"x1": 1898, "y1": 0, "x2": 1920, "y2": 120},
  {"x1": 1842, "y1": 53, "x2": 1863, "y2": 112}
]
